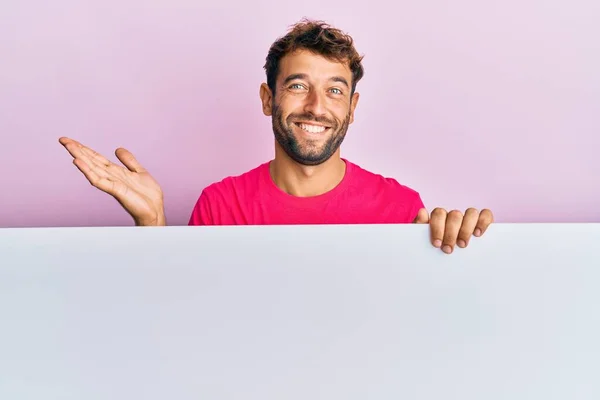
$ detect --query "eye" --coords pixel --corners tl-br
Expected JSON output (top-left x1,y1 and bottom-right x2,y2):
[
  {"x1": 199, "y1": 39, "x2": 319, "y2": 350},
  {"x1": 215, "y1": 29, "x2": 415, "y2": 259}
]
[
  {"x1": 330, "y1": 88, "x2": 343, "y2": 95},
  {"x1": 289, "y1": 83, "x2": 305, "y2": 90}
]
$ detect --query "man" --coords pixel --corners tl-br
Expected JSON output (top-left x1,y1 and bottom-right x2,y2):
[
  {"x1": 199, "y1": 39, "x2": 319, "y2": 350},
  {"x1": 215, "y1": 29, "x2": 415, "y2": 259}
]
[{"x1": 59, "y1": 19, "x2": 494, "y2": 255}]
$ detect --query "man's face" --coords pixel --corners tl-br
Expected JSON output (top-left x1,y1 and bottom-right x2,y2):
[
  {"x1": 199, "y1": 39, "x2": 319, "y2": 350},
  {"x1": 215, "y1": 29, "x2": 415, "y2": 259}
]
[{"x1": 260, "y1": 49, "x2": 360, "y2": 166}]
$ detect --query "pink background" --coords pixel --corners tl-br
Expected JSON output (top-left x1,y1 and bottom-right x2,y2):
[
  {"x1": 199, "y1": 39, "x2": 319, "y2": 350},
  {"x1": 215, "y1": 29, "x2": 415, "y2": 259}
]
[{"x1": 1, "y1": 1, "x2": 598, "y2": 228}]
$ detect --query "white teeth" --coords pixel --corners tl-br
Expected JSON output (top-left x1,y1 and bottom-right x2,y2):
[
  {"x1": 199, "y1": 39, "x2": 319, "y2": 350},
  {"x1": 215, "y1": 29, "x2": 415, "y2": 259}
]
[{"x1": 298, "y1": 123, "x2": 326, "y2": 133}]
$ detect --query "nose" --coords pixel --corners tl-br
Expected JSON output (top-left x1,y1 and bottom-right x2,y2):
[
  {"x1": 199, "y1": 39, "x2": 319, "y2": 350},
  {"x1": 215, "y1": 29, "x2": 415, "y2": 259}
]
[{"x1": 303, "y1": 89, "x2": 327, "y2": 117}]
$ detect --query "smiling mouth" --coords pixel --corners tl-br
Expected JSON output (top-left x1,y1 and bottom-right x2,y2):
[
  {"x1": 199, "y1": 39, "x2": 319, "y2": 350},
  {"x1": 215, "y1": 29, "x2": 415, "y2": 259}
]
[{"x1": 293, "y1": 122, "x2": 331, "y2": 134}]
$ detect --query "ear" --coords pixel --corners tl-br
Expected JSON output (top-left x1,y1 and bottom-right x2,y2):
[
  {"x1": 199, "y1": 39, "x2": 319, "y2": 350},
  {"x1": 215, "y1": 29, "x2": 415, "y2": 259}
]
[
  {"x1": 349, "y1": 92, "x2": 360, "y2": 124},
  {"x1": 259, "y1": 83, "x2": 274, "y2": 116}
]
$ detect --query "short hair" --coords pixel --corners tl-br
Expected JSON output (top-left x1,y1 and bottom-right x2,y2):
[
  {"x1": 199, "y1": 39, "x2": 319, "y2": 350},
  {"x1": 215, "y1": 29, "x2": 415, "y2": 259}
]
[{"x1": 263, "y1": 18, "x2": 365, "y2": 95}]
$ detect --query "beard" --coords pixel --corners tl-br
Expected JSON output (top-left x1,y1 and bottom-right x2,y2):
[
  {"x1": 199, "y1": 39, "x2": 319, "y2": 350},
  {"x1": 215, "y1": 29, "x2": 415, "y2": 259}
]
[{"x1": 271, "y1": 103, "x2": 351, "y2": 166}]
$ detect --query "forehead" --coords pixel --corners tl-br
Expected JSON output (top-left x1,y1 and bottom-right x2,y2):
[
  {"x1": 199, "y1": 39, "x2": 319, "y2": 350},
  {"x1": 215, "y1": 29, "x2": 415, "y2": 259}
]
[{"x1": 277, "y1": 49, "x2": 352, "y2": 82}]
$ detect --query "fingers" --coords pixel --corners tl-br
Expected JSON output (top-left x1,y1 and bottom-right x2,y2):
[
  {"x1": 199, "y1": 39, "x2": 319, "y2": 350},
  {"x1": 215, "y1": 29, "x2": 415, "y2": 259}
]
[
  {"x1": 441, "y1": 210, "x2": 463, "y2": 254},
  {"x1": 60, "y1": 137, "x2": 122, "y2": 195},
  {"x1": 417, "y1": 208, "x2": 463, "y2": 254},
  {"x1": 456, "y1": 208, "x2": 479, "y2": 248},
  {"x1": 60, "y1": 137, "x2": 110, "y2": 165},
  {"x1": 60, "y1": 138, "x2": 111, "y2": 178},
  {"x1": 60, "y1": 136, "x2": 135, "y2": 178},
  {"x1": 429, "y1": 208, "x2": 447, "y2": 250},
  {"x1": 66, "y1": 140, "x2": 144, "y2": 175},
  {"x1": 427, "y1": 207, "x2": 494, "y2": 255},
  {"x1": 115, "y1": 148, "x2": 146, "y2": 173},
  {"x1": 475, "y1": 209, "x2": 494, "y2": 236},
  {"x1": 413, "y1": 208, "x2": 429, "y2": 224},
  {"x1": 72, "y1": 157, "x2": 117, "y2": 195},
  {"x1": 59, "y1": 137, "x2": 87, "y2": 160},
  {"x1": 58, "y1": 136, "x2": 76, "y2": 146},
  {"x1": 72, "y1": 157, "x2": 100, "y2": 183},
  {"x1": 81, "y1": 145, "x2": 112, "y2": 167}
]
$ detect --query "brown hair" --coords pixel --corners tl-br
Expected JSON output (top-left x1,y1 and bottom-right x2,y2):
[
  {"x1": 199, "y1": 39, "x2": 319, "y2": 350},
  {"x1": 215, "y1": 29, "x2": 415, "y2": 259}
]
[{"x1": 263, "y1": 18, "x2": 365, "y2": 96}]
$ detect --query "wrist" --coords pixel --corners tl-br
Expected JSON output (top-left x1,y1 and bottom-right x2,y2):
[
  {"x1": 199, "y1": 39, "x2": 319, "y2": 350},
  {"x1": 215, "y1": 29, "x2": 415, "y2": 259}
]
[{"x1": 135, "y1": 209, "x2": 166, "y2": 226}]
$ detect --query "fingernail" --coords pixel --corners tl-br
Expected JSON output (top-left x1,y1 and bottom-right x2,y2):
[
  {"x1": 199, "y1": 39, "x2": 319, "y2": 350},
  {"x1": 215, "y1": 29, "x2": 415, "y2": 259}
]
[
  {"x1": 474, "y1": 228, "x2": 482, "y2": 237},
  {"x1": 457, "y1": 240, "x2": 466, "y2": 248},
  {"x1": 443, "y1": 245, "x2": 452, "y2": 254},
  {"x1": 434, "y1": 240, "x2": 442, "y2": 248}
]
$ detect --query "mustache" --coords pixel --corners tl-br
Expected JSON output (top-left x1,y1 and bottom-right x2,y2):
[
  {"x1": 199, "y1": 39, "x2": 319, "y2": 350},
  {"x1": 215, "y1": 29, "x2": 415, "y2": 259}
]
[{"x1": 286, "y1": 113, "x2": 337, "y2": 127}]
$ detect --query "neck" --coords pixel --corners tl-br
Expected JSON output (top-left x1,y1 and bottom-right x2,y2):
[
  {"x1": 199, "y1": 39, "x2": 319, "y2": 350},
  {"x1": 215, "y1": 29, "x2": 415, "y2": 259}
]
[{"x1": 270, "y1": 144, "x2": 346, "y2": 197}]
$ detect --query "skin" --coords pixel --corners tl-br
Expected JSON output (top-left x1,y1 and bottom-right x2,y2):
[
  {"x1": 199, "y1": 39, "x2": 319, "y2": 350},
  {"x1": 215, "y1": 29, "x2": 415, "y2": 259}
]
[
  {"x1": 259, "y1": 49, "x2": 358, "y2": 198},
  {"x1": 59, "y1": 48, "x2": 494, "y2": 254}
]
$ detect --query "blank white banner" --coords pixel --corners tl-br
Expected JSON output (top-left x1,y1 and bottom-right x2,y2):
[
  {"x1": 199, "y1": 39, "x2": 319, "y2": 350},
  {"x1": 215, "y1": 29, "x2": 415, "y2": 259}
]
[{"x1": 1, "y1": 223, "x2": 599, "y2": 399}]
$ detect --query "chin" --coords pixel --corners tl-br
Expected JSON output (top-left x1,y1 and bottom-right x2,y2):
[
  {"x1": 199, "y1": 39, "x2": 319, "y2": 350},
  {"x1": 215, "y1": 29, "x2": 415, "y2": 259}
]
[
  {"x1": 291, "y1": 157, "x2": 330, "y2": 166},
  {"x1": 287, "y1": 148, "x2": 336, "y2": 166}
]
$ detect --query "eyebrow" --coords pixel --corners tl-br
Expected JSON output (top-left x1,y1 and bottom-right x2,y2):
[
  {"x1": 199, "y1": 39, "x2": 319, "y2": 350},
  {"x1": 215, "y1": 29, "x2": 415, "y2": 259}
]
[
  {"x1": 283, "y1": 73, "x2": 349, "y2": 89},
  {"x1": 329, "y1": 76, "x2": 349, "y2": 88}
]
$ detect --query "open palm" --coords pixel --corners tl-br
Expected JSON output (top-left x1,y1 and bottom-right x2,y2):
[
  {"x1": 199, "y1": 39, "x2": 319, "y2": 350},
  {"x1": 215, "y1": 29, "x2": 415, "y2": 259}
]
[{"x1": 59, "y1": 137, "x2": 165, "y2": 226}]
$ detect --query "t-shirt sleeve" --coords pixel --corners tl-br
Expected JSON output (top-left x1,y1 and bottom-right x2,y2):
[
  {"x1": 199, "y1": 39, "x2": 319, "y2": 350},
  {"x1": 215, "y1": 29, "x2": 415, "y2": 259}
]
[{"x1": 188, "y1": 190, "x2": 214, "y2": 226}]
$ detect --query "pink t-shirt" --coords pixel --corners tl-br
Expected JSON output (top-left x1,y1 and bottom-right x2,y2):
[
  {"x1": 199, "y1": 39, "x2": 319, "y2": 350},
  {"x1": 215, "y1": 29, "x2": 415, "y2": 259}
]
[{"x1": 188, "y1": 159, "x2": 425, "y2": 226}]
